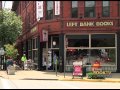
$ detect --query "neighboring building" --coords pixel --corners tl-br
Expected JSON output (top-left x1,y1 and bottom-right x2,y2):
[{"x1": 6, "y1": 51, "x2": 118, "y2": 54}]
[
  {"x1": 0, "y1": 1, "x2": 2, "y2": 9},
  {"x1": 12, "y1": 1, "x2": 120, "y2": 72}
]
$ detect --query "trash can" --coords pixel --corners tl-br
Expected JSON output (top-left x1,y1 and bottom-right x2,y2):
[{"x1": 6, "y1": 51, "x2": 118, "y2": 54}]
[
  {"x1": 82, "y1": 66, "x2": 86, "y2": 77},
  {"x1": 7, "y1": 65, "x2": 15, "y2": 75}
]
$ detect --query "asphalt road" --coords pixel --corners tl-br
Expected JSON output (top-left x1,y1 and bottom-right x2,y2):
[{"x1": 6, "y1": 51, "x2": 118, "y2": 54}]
[{"x1": 0, "y1": 77, "x2": 120, "y2": 89}]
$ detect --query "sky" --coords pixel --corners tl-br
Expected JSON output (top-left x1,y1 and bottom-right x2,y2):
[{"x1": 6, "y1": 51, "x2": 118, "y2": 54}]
[{"x1": 2, "y1": 1, "x2": 13, "y2": 9}]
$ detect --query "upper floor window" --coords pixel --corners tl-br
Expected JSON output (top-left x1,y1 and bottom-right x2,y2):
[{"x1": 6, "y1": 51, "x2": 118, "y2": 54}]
[
  {"x1": 46, "y1": 1, "x2": 53, "y2": 20},
  {"x1": 102, "y1": 1, "x2": 110, "y2": 17},
  {"x1": 85, "y1": 1, "x2": 95, "y2": 18},
  {"x1": 71, "y1": 1, "x2": 78, "y2": 18}
]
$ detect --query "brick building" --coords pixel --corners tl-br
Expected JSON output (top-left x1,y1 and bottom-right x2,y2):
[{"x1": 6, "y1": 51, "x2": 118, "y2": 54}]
[
  {"x1": 12, "y1": 1, "x2": 120, "y2": 72},
  {"x1": 0, "y1": 1, "x2": 2, "y2": 9}
]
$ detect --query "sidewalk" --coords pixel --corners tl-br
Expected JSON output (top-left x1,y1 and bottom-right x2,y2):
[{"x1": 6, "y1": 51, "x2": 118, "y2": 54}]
[{"x1": 0, "y1": 70, "x2": 120, "y2": 82}]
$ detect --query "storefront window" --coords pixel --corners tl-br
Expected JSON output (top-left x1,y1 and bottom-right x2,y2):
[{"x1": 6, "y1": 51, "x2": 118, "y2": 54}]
[
  {"x1": 65, "y1": 34, "x2": 116, "y2": 72},
  {"x1": 91, "y1": 34, "x2": 115, "y2": 47},
  {"x1": 66, "y1": 35, "x2": 89, "y2": 47},
  {"x1": 32, "y1": 39, "x2": 35, "y2": 49},
  {"x1": 23, "y1": 42, "x2": 26, "y2": 54},
  {"x1": 28, "y1": 51, "x2": 32, "y2": 59},
  {"x1": 36, "y1": 38, "x2": 38, "y2": 49},
  {"x1": 88, "y1": 49, "x2": 116, "y2": 65},
  {"x1": 33, "y1": 50, "x2": 38, "y2": 63},
  {"x1": 32, "y1": 37, "x2": 38, "y2": 65},
  {"x1": 28, "y1": 39, "x2": 32, "y2": 59}
]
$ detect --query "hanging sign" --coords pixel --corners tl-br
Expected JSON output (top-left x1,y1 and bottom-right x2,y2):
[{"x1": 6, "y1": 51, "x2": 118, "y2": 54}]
[
  {"x1": 42, "y1": 30, "x2": 48, "y2": 42},
  {"x1": 36, "y1": 1, "x2": 43, "y2": 21},
  {"x1": 55, "y1": 1, "x2": 60, "y2": 15}
]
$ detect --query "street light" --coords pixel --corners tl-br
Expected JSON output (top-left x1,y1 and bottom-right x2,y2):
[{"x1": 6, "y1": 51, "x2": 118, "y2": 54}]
[{"x1": 53, "y1": 41, "x2": 56, "y2": 46}]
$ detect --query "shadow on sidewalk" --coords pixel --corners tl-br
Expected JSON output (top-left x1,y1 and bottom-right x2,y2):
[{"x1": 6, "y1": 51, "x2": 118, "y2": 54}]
[{"x1": 20, "y1": 78, "x2": 58, "y2": 80}]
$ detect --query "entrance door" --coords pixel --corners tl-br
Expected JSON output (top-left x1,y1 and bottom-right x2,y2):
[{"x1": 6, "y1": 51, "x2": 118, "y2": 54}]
[{"x1": 51, "y1": 49, "x2": 59, "y2": 71}]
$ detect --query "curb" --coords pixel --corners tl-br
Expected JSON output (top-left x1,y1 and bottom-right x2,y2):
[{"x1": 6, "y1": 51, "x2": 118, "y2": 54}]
[{"x1": 58, "y1": 78, "x2": 120, "y2": 83}]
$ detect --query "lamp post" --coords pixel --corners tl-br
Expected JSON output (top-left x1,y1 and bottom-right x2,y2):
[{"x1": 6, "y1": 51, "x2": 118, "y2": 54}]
[{"x1": 0, "y1": 47, "x2": 5, "y2": 70}]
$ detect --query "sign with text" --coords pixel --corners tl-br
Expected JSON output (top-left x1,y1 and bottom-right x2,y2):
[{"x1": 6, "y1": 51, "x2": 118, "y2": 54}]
[
  {"x1": 55, "y1": 1, "x2": 60, "y2": 15},
  {"x1": 65, "y1": 21, "x2": 114, "y2": 27},
  {"x1": 36, "y1": 1, "x2": 43, "y2": 21},
  {"x1": 73, "y1": 65, "x2": 82, "y2": 76}
]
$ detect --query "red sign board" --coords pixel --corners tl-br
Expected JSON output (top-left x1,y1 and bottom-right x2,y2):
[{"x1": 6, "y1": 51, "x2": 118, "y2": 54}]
[{"x1": 73, "y1": 66, "x2": 82, "y2": 76}]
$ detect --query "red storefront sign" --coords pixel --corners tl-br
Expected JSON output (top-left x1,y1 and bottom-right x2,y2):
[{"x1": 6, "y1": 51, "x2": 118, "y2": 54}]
[{"x1": 73, "y1": 65, "x2": 82, "y2": 76}]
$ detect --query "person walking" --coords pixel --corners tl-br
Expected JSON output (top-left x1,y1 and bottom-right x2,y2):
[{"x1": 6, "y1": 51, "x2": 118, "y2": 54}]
[{"x1": 21, "y1": 54, "x2": 27, "y2": 70}]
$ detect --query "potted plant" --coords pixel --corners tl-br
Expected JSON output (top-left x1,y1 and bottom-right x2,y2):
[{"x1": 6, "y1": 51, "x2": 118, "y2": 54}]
[{"x1": 4, "y1": 43, "x2": 18, "y2": 75}]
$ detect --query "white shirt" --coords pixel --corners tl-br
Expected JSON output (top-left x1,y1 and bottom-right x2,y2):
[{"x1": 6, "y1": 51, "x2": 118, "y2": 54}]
[{"x1": 73, "y1": 61, "x2": 82, "y2": 66}]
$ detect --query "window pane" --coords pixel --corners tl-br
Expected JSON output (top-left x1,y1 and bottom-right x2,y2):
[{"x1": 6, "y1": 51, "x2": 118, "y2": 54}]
[
  {"x1": 85, "y1": 1, "x2": 95, "y2": 7},
  {"x1": 46, "y1": 1, "x2": 53, "y2": 20},
  {"x1": 102, "y1": 1, "x2": 109, "y2": 17},
  {"x1": 28, "y1": 51, "x2": 32, "y2": 59},
  {"x1": 36, "y1": 38, "x2": 38, "y2": 49},
  {"x1": 91, "y1": 34, "x2": 115, "y2": 47},
  {"x1": 28, "y1": 40, "x2": 32, "y2": 50},
  {"x1": 72, "y1": 1, "x2": 77, "y2": 8},
  {"x1": 72, "y1": 8, "x2": 78, "y2": 18},
  {"x1": 47, "y1": 1, "x2": 53, "y2": 10},
  {"x1": 33, "y1": 50, "x2": 38, "y2": 63},
  {"x1": 103, "y1": 1, "x2": 109, "y2": 6},
  {"x1": 85, "y1": 1, "x2": 95, "y2": 17},
  {"x1": 66, "y1": 35, "x2": 89, "y2": 47},
  {"x1": 66, "y1": 49, "x2": 89, "y2": 72},
  {"x1": 90, "y1": 49, "x2": 116, "y2": 66},
  {"x1": 32, "y1": 39, "x2": 35, "y2": 49},
  {"x1": 72, "y1": 1, "x2": 78, "y2": 18}
]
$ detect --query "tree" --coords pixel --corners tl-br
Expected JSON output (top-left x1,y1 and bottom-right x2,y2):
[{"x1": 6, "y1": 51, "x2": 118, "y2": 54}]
[
  {"x1": 0, "y1": 9, "x2": 23, "y2": 46},
  {"x1": 4, "y1": 43, "x2": 18, "y2": 60}
]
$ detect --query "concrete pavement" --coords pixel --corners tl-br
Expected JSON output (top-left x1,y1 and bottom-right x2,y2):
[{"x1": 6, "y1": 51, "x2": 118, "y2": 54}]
[{"x1": 0, "y1": 70, "x2": 120, "y2": 82}]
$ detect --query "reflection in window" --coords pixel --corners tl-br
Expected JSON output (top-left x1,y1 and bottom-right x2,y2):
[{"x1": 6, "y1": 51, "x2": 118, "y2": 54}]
[
  {"x1": 102, "y1": 1, "x2": 110, "y2": 17},
  {"x1": 91, "y1": 34, "x2": 115, "y2": 47},
  {"x1": 71, "y1": 1, "x2": 78, "y2": 18},
  {"x1": 85, "y1": 1, "x2": 95, "y2": 18},
  {"x1": 66, "y1": 35, "x2": 89, "y2": 47},
  {"x1": 90, "y1": 49, "x2": 116, "y2": 66},
  {"x1": 46, "y1": 1, "x2": 53, "y2": 20},
  {"x1": 66, "y1": 49, "x2": 116, "y2": 72}
]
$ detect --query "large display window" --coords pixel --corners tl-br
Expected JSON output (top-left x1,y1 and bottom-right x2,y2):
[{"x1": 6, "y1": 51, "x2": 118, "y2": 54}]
[{"x1": 65, "y1": 34, "x2": 117, "y2": 72}]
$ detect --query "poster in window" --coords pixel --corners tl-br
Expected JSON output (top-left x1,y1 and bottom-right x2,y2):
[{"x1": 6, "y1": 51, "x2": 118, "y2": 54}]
[
  {"x1": 55, "y1": 1, "x2": 60, "y2": 15},
  {"x1": 36, "y1": 1, "x2": 43, "y2": 21}
]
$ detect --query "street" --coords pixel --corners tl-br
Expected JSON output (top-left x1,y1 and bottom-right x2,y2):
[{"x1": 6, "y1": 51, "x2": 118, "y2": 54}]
[{"x1": 0, "y1": 77, "x2": 120, "y2": 89}]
